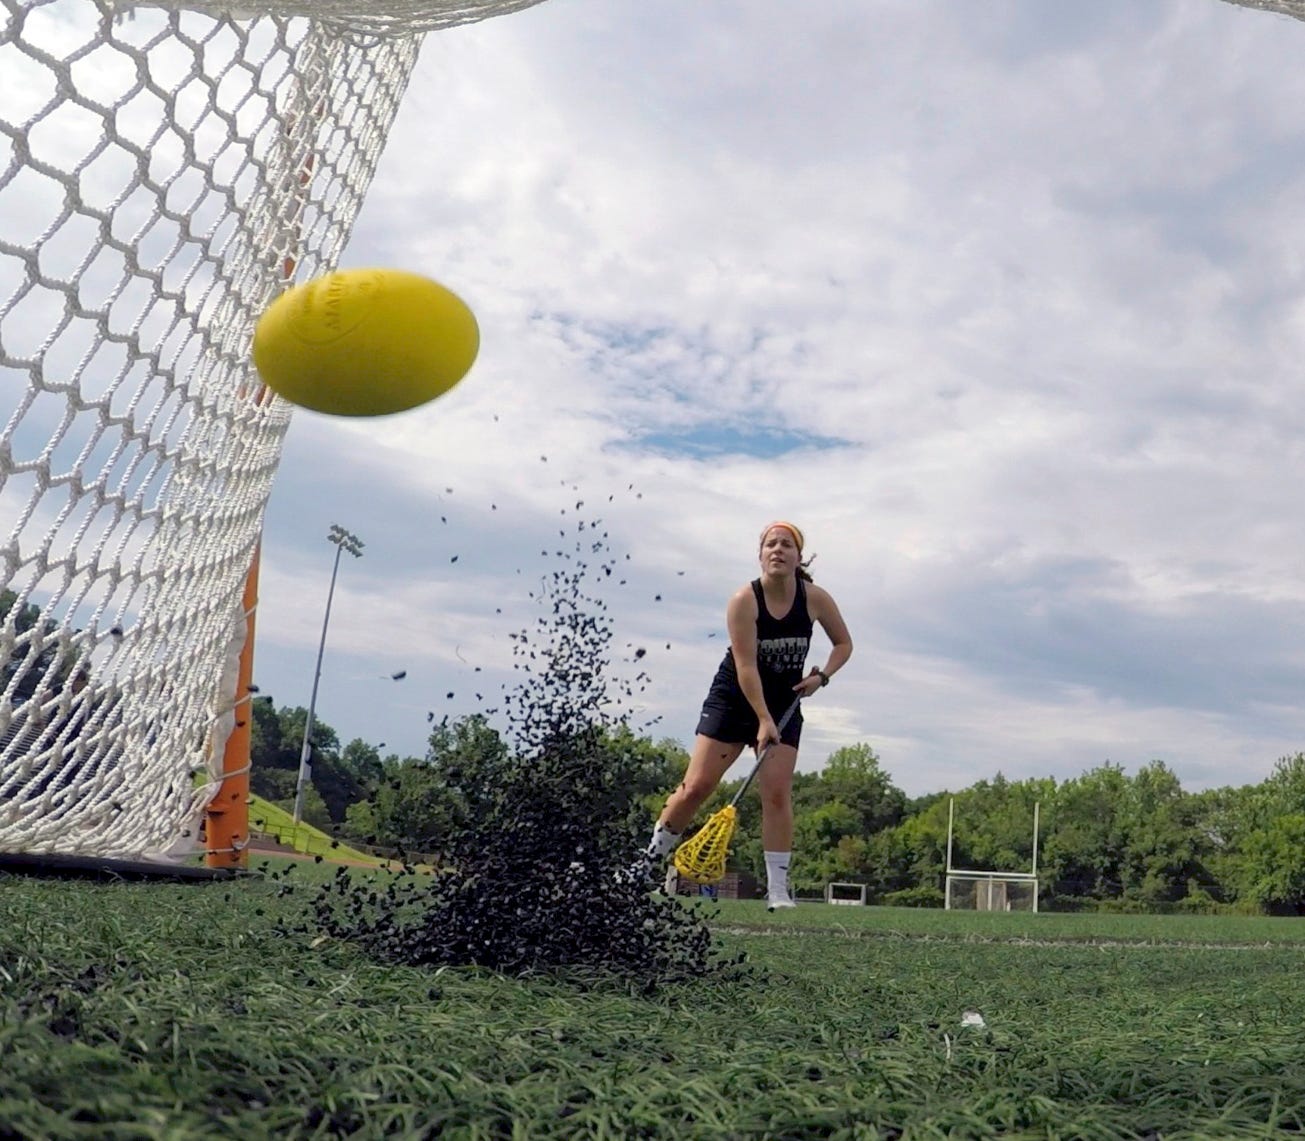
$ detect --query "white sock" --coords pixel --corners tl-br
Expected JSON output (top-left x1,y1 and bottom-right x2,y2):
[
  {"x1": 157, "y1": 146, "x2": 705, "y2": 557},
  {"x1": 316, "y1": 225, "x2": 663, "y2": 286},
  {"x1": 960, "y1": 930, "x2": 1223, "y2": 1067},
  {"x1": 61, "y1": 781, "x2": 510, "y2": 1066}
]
[
  {"x1": 646, "y1": 822, "x2": 681, "y2": 860},
  {"x1": 764, "y1": 850, "x2": 791, "y2": 900}
]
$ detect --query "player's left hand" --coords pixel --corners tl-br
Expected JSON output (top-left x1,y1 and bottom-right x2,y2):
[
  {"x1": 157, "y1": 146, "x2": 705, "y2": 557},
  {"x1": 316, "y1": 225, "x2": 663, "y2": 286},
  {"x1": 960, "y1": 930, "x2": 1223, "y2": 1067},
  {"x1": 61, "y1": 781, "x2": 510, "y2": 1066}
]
[{"x1": 794, "y1": 669, "x2": 824, "y2": 698}]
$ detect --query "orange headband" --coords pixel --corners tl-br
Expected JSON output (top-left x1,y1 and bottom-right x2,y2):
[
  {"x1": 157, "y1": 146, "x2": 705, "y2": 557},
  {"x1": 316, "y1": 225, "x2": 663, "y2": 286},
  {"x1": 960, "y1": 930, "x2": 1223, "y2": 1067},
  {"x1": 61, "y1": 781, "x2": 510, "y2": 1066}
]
[{"x1": 759, "y1": 521, "x2": 804, "y2": 551}]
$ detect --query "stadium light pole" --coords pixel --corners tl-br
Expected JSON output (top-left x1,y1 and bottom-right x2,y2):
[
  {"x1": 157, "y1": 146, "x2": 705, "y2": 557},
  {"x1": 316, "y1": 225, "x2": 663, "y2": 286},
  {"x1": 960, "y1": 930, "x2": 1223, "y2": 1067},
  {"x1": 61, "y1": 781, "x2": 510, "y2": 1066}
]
[{"x1": 292, "y1": 524, "x2": 364, "y2": 824}]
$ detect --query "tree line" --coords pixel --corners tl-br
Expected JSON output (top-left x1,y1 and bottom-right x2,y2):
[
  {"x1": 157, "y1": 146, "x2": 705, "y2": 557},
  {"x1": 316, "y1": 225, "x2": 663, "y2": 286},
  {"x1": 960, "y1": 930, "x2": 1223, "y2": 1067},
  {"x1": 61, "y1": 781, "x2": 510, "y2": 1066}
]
[
  {"x1": 11, "y1": 590, "x2": 1303, "y2": 914},
  {"x1": 250, "y1": 698, "x2": 1305, "y2": 915}
]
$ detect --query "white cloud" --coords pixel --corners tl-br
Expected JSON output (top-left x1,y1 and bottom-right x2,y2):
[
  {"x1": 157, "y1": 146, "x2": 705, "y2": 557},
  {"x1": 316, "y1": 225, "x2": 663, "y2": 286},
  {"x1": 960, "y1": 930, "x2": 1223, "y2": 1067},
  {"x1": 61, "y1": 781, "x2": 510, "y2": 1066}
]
[{"x1": 119, "y1": 0, "x2": 1305, "y2": 794}]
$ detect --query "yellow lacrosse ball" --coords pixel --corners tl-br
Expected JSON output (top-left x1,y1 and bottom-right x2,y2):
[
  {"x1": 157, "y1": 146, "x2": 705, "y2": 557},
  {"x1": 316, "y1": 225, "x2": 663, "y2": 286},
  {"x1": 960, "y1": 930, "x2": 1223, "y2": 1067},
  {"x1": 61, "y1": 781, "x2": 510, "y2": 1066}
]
[{"x1": 252, "y1": 268, "x2": 479, "y2": 416}]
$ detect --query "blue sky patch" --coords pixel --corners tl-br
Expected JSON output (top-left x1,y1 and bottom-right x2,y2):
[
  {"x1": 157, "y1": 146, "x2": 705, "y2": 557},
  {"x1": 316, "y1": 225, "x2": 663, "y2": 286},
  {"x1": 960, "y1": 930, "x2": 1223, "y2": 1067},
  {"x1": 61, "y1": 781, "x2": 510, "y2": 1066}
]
[{"x1": 619, "y1": 423, "x2": 849, "y2": 459}]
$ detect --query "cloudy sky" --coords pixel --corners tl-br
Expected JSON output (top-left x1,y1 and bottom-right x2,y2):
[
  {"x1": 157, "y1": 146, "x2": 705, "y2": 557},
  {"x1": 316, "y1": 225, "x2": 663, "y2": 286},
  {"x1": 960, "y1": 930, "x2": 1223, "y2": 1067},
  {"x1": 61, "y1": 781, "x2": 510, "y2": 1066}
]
[{"x1": 246, "y1": 0, "x2": 1305, "y2": 797}]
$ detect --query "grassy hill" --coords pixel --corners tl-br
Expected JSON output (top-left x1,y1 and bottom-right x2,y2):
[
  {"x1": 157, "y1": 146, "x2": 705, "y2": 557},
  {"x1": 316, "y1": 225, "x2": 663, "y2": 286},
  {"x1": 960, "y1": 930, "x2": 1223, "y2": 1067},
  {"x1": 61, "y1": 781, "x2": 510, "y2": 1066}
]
[{"x1": 245, "y1": 794, "x2": 382, "y2": 865}]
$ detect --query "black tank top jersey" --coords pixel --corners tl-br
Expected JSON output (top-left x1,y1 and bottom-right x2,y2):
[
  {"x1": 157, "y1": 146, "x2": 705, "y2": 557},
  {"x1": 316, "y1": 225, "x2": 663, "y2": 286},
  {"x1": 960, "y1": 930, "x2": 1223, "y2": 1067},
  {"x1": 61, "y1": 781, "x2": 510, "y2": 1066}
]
[{"x1": 705, "y1": 578, "x2": 813, "y2": 716}]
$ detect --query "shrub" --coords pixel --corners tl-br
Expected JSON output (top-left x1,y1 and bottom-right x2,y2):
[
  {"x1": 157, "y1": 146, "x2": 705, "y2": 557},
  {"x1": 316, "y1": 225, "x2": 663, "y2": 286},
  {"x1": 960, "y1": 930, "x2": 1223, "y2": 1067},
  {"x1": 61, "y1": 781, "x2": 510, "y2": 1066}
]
[{"x1": 881, "y1": 885, "x2": 944, "y2": 909}]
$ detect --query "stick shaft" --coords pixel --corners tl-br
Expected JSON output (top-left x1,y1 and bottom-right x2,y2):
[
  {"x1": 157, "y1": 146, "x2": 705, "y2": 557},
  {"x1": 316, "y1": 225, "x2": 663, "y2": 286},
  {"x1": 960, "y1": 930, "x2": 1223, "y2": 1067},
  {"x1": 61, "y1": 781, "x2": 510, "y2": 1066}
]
[{"x1": 728, "y1": 697, "x2": 802, "y2": 807}]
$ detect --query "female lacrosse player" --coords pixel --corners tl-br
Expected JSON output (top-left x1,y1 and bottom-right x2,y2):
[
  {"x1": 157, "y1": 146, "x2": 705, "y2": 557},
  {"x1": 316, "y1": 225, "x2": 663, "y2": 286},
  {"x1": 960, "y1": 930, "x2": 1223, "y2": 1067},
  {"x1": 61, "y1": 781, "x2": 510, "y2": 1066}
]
[{"x1": 641, "y1": 521, "x2": 853, "y2": 909}]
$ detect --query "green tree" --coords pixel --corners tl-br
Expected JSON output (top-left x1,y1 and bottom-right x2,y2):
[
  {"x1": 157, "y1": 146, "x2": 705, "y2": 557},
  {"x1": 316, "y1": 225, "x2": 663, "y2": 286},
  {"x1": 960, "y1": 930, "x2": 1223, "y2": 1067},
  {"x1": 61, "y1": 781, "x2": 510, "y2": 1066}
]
[
  {"x1": 861, "y1": 826, "x2": 908, "y2": 897},
  {"x1": 947, "y1": 774, "x2": 1049, "y2": 874},
  {"x1": 806, "y1": 743, "x2": 907, "y2": 836},
  {"x1": 344, "y1": 757, "x2": 460, "y2": 852},
  {"x1": 1197, "y1": 757, "x2": 1305, "y2": 907},
  {"x1": 1040, "y1": 764, "x2": 1130, "y2": 905},
  {"x1": 902, "y1": 797, "x2": 951, "y2": 887},
  {"x1": 311, "y1": 737, "x2": 384, "y2": 824},
  {"x1": 1187, "y1": 784, "x2": 1254, "y2": 904},
  {"x1": 1, "y1": 589, "x2": 75, "y2": 700},
  {"x1": 289, "y1": 783, "x2": 332, "y2": 831},
  {"x1": 248, "y1": 700, "x2": 350, "y2": 815},
  {"x1": 423, "y1": 714, "x2": 510, "y2": 831},
  {"x1": 792, "y1": 800, "x2": 861, "y2": 886},
  {"x1": 1261, "y1": 754, "x2": 1305, "y2": 818},
  {"x1": 252, "y1": 768, "x2": 297, "y2": 803},
  {"x1": 281, "y1": 705, "x2": 340, "y2": 760},
  {"x1": 1240, "y1": 813, "x2": 1305, "y2": 914},
  {"x1": 249, "y1": 701, "x2": 337, "y2": 773},
  {"x1": 249, "y1": 697, "x2": 292, "y2": 770},
  {"x1": 1116, "y1": 761, "x2": 1204, "y2": 905},
  {"x1": 608, "y1": 728, "x2": 689, "y2": 828}
]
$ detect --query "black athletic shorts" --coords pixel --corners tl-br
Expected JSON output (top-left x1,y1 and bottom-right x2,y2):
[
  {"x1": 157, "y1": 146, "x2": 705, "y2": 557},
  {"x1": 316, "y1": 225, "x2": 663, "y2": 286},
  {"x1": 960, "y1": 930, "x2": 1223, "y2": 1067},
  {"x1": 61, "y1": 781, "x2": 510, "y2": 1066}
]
[{"x1": 695, "y1": 694, "x2": 803, "y2": 748}]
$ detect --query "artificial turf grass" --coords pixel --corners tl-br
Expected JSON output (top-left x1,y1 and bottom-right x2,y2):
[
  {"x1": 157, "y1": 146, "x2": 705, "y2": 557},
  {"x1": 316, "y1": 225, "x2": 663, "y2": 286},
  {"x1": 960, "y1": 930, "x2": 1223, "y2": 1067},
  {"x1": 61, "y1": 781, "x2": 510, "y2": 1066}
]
[
  {"x1": 707, "y1": 896, "x2": 1305, "y2": 945},
  {"x1": 4, "y1": 869, "x2": 1305, "y2": 1139}
]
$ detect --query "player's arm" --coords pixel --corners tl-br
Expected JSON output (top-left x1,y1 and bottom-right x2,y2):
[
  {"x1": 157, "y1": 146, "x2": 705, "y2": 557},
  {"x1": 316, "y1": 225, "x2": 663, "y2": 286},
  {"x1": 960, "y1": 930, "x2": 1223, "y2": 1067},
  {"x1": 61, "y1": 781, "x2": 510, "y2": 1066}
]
[{"x1": 805, "y1": 584, "x2": 853, "y2": 687}]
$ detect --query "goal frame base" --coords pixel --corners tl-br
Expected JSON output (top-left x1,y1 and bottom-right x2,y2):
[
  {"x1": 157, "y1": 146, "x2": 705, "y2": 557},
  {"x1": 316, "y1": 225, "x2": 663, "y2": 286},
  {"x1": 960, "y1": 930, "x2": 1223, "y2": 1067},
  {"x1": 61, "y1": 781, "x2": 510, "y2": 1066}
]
[
  {"x1": 0, "y1": 849, "x2": 242, "y2": 882},
  {"x1": 825, "y1": 881, "x2": 868, "y2": 905}
]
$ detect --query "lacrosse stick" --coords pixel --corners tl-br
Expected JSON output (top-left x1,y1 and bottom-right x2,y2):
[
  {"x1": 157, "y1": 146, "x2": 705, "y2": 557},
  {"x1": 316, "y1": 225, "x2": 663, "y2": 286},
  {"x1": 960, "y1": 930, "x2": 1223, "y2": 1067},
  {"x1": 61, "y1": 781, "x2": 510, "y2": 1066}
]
[{"x1": 672, "y1": 697, "x2": 802, "y2": 885}]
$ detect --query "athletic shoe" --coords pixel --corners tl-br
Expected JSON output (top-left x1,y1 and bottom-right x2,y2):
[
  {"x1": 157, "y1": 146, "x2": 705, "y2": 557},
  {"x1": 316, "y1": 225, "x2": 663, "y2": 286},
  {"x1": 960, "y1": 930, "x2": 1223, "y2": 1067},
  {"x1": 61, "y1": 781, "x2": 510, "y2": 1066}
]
[{"x1": 766, "y1": 895, "x2": 796, "y2": 912}]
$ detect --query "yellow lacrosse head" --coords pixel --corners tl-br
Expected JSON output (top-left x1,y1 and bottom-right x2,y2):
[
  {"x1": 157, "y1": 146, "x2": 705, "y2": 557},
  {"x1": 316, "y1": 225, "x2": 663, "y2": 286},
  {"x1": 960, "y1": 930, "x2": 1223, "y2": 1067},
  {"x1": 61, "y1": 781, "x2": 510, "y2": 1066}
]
[{"x1": 672, "y1": 805, "x2": 737, "y2": 885}]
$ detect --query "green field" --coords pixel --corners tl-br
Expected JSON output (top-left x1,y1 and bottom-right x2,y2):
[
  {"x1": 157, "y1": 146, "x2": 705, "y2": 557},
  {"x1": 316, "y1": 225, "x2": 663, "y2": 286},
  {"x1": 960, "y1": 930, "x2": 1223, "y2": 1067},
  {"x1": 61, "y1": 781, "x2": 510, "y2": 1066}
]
[{"x1": 3, "y1": 861, "x2": 1304, "y2": 1139}]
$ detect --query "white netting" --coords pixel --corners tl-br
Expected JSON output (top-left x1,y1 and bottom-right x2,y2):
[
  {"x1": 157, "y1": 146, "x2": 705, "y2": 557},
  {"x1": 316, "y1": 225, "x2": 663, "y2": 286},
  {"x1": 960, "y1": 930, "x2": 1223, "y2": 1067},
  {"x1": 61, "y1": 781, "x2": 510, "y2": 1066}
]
[
  {"x1": 1220, "y1": 1, "x2": 1305, "y2": 20},
  {"x1": 0, "y1": 0, "x2": 530, "y2": 862},
  {"x1": 945, "y1": 873, "x2": 1040, "y2": 913},
  {"x1": 114, "y1": 0, "x2": 548, "y2": 37}
]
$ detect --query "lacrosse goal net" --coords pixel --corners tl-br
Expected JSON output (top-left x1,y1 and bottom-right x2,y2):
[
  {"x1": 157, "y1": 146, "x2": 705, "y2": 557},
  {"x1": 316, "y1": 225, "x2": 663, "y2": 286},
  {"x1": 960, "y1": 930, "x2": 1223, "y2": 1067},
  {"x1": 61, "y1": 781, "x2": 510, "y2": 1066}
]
[
  {"x1": 0, "y1": 0, "x2": 543, "y2": 868},
  {"x1": 825, "y1": 881, "x2": 866, "y2": 906},
  {"x1": 944, "y1": 871, "x2": 1039, "y2": 912}
]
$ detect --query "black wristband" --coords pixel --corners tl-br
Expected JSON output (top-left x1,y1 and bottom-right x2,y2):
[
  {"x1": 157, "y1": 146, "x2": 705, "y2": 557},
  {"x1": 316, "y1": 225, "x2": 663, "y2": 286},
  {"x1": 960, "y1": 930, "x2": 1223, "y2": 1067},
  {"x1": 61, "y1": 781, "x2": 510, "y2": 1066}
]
[{"x1": 814, "y1": 668, "x2": 829, "y2": 687}]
